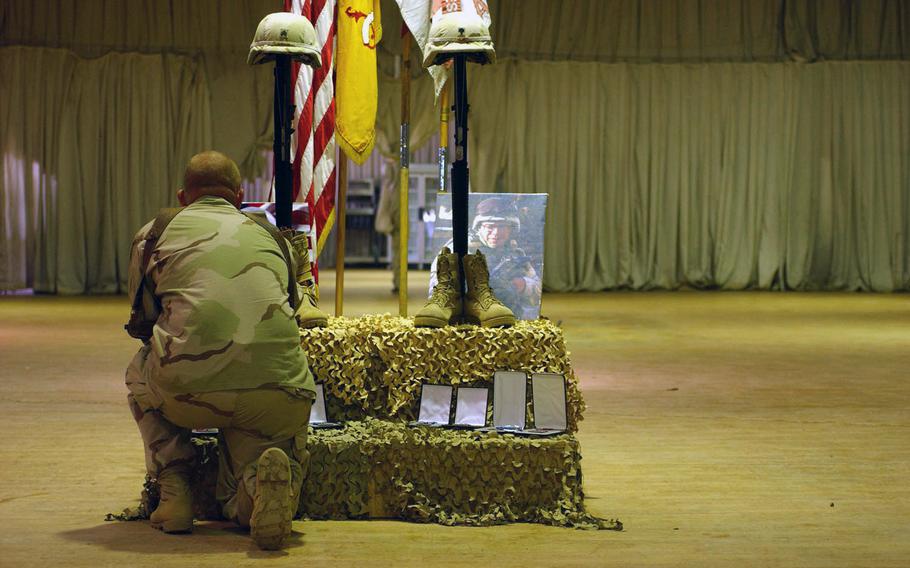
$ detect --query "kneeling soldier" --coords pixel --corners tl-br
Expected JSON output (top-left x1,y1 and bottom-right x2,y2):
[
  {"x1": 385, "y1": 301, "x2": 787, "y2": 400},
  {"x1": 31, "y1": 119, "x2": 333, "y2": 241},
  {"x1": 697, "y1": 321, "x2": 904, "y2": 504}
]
[{"x1": 125, "y1": 150, "x2": 324, "y2": 550}]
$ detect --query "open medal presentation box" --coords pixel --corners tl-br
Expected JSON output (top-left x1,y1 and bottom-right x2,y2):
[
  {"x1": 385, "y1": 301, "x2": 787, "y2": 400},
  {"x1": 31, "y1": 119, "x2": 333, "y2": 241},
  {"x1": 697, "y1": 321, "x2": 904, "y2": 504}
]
[{"x1": 158, "y1": 316, "x2": 615, "y2": 529}]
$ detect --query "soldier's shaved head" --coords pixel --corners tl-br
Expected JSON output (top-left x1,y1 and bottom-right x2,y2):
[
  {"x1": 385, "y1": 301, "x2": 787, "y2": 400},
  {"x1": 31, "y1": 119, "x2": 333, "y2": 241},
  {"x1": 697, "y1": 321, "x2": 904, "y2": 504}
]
[
  {"x1": 184, "y1": 151, "x2": 241, "y2": 193},
  {"x1": 179, "y1": 151, "x2": 244, "y2": 207}
]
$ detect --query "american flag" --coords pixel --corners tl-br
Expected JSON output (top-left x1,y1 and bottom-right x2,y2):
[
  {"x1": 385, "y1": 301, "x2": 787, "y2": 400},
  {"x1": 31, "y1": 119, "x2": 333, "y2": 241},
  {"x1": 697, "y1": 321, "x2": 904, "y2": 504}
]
[{"x1": 286, "y1": 0, "x2": 337, "y2": 263}]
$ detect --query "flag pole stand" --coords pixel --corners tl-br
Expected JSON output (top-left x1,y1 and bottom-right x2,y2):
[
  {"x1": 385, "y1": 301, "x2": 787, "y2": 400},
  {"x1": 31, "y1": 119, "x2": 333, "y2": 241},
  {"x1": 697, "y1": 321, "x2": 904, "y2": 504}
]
[
  {"x1": 450, "y1": 54, "x2": 470, "y2": 296},
  {"x1": 273, "y1": 55, "x2": 294, "y2": 230},
  {"x1": 335, "y1": 155, "x2": 348, "y2": 316},
  {"x1": 398, "y1": 30, "x2": 412, "y2": 317}
]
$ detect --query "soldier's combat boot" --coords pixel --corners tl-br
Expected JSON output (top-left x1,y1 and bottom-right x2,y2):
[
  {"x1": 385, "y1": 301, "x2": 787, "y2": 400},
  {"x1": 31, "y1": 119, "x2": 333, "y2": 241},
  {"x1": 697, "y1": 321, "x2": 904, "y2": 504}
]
[
  {"x1": 462, "y1": 250, "x2": 516, "y2": 328},
  {"x1": 287, "y1": 231, "x2": 328, "y2": 329},
  {"x1": 149, "y1": 467, "x2": 193, "y2": 534},
  {"x1": 415, "y1": 247, "x2": 462, "y2": 327},
  {"x1": 250, "y1": 447, "x2": 294, "y2": 550}
]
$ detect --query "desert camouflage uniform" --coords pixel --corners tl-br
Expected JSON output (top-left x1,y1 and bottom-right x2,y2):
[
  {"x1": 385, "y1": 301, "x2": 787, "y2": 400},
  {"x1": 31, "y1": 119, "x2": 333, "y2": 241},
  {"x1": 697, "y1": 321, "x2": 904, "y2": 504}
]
[{"x1": 125, "y1": 195, "x2": 315, "y2": 525}]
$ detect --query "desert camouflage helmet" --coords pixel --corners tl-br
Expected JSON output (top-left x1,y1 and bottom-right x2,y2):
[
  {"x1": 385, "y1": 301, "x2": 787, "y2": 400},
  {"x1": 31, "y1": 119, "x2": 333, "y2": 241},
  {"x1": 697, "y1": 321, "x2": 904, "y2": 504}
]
[
  {"x1": 248, "y1": 12, "x2": 321, "y2": 68},
  {"x1": 423, "y1": 0, "x2": 496, "y2": 68}
]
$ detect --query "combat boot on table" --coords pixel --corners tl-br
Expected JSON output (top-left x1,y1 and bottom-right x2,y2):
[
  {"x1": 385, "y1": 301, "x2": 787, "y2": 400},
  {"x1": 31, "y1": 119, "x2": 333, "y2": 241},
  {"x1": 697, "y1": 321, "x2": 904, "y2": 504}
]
[
  {"x1": 462, "y1": 250, "x2": 516, "y2": 328},
  {"x1": 415, "y1": 247, "x2": 462, "y2": 327},
  {"x1": 288, "y1": 231, "x2": 328, "y2": 329},
  {"x1": 149, "y1": 467, "x2": 193, "y2": 534},
  {"x1": 250, "y1": 447, "x2": 295, "y2": 550}
]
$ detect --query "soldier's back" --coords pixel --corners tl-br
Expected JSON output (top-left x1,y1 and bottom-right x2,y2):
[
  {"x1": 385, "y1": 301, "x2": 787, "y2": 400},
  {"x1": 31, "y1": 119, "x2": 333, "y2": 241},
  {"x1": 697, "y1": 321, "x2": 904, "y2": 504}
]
[{"x1": 143, "y1": 196, "x2": 313, "y2": 394}]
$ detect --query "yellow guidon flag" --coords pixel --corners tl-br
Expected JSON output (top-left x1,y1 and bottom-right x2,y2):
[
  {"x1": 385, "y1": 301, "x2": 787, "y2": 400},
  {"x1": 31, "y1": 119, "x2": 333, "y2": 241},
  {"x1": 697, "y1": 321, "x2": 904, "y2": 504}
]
[{"x1": 336, "y1": 0, "x2": 382, "y2": 164}]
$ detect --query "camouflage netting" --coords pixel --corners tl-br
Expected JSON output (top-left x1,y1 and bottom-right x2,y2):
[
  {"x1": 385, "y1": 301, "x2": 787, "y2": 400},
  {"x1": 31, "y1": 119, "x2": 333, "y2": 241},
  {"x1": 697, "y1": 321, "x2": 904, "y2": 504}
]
[
  {"x1": 300, "y1": 420, "x2": 618, "y2": 529},
  {"x1": 300, "y1": 315, "x2": 586, "y2": 431},
  {"x1": 112, "y1": 420, "x2": 619, "y2": 530},
  {"x1": 109, "y1": 317, "x2": 613, "y2": 528}
]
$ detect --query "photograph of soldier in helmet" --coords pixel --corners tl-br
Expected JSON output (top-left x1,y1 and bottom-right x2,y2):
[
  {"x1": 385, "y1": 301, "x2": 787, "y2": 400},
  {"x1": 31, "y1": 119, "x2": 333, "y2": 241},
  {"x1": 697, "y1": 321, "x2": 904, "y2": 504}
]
[{"x1": 430, "y1": 194, "x2": 547, "y2": 320}]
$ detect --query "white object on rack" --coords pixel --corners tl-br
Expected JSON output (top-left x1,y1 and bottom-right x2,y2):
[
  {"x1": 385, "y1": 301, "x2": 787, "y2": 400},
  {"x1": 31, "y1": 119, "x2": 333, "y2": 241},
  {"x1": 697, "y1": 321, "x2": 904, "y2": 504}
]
[
  {"x1": 415, "y1": 384, "x2": 453, "y2": 426},
  {"x1": 454, "y1": 386, "x2": 489, "y2": 427},
  {"x1": 492, "y1": 371, "x2": 526, "y2": 430},
  {"x1": 529, "y1": 373, "x2": 567, "y2": 433}
]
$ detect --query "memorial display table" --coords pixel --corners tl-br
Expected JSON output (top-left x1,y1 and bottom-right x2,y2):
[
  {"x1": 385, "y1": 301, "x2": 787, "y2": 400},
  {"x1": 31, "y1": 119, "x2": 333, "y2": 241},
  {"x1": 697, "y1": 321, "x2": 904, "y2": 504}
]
[
  {"x1": 118, "y1": 316, "x2": 618, "y2": 529},
  {"x1": 299, "y1": 315, "x2": 586, "y2": 430},
  {"x1": 177, "y1": 419, "x2": 615, "y2": 529}
]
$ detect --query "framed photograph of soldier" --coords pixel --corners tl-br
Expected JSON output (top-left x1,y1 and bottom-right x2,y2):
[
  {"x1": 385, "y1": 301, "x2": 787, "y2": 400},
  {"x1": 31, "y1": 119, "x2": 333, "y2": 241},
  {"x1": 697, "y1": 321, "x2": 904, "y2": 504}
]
[{"x1": 431, "y1": 193, "x2": 548, "y2": 320}]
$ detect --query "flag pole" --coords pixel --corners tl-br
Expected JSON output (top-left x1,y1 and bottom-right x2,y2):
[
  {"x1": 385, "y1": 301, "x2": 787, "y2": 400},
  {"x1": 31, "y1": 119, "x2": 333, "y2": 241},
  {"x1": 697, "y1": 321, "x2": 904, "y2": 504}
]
[
  {"x1": 398, "y1": 29, "x2": 411, "y2": 317},
  {"x1": 438, "y1": 81, "x2": 449, "y2": 193},
  {"x1": 334, "y1": 154, "x2": 348, "y2": 316}
]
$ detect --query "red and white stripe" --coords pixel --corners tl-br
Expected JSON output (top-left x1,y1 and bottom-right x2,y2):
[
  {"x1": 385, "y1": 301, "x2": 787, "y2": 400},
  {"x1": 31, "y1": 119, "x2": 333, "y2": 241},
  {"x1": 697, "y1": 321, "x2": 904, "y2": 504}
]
[{"x1": 286, "y1": 0, "x2": 336, "y2": 263}]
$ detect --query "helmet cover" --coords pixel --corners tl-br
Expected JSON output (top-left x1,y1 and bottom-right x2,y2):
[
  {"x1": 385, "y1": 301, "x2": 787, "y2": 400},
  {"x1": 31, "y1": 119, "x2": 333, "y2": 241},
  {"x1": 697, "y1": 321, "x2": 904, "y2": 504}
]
[{"x1": 248, "y1": 12, "x2": 322, "y2": 67}]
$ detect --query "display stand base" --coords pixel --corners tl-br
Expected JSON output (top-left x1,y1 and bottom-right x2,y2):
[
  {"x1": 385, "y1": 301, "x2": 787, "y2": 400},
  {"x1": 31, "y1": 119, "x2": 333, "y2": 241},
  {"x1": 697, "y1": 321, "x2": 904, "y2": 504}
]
[
  {"x1": 114, "y1": 317, "x2": 617, "y2": 529},
  {"x1": 148, "y1": 420, "x2": 616, "y2": 530},
  {"x1": 300, "y1": 315, "x2": 586, "y2": 431}
]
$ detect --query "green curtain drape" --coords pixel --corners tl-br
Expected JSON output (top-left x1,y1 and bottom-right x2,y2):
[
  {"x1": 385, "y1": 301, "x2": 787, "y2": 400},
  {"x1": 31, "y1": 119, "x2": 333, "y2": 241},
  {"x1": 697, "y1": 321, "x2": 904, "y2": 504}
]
[
  {"x1": 372, "y1": 0, "x2": 910, "y2": 64},
  {"x1": 1, "y1": 47, "x2": 211, "y2": 293},
  {"x1": 6, "y1": 1, "x2": 907, "y2": 63},
  {"x1": 368, "y1": 59, "x2": 910, "y2": 292},
  {"x1": 2, "y1": 1, "x2": 909, "y2": 293},
  {"x1": 455, "y1": 60, "x2": 909, "y2": 291}
]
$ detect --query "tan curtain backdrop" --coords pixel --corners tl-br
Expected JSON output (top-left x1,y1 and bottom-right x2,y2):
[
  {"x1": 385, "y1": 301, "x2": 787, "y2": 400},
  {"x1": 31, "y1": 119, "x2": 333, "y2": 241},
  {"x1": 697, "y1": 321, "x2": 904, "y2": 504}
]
[
  {"x1": 447, "y1": 60, "x2": 910, "y2": 291},
  {"x1": 1, "y1": 47, "x2": 211, "y2": 293},
  {"x1": 6, "y1": 0, "x2": 908, "y2": 62},
  {"x1": 2, "y1": 0, "x2": 909, "y2": 292},
  {"x1": 377, "y1": 60, "x2": 910, "y2": 291},
  {"x1": 373, "y1": 0, "x2": 910, "y2": 64}
]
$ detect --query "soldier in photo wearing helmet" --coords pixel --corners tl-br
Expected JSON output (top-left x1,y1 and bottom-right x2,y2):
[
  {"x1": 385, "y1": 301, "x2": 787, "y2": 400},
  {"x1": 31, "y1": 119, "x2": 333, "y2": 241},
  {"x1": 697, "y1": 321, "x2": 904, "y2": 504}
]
[{"x1": 430, "y1": 196, "x2": 542, "y2": 319}]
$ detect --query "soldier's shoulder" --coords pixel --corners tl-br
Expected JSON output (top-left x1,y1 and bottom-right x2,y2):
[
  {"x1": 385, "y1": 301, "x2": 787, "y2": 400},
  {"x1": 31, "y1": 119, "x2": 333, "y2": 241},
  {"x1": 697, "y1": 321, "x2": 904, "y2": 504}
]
[{"x1": 131, "y1": 220, "x2": 156, "y2": 245}]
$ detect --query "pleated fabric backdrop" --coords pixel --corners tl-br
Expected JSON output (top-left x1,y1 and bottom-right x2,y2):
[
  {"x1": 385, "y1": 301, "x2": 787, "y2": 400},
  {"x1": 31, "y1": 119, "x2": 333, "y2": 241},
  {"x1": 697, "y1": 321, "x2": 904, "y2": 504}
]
[
  {"x1": 461, "y1": 61, "x2": 910, "y2": 291},
  {"x1": 2, "y1": 0, "x2": 909, "y2": 292},
  {"x1": 1, "y1": 47, "x2": 211, "y2": 293}
]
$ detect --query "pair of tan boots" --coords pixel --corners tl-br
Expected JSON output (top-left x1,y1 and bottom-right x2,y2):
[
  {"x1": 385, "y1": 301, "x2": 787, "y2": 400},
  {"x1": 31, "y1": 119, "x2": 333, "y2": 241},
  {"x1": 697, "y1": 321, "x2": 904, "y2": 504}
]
[
  {"x1": 293, "y1": 236, "x2": 515, "y2": 329},
  {"x1": 415, "y1": 248, "x2": 516, "y2": 328}
]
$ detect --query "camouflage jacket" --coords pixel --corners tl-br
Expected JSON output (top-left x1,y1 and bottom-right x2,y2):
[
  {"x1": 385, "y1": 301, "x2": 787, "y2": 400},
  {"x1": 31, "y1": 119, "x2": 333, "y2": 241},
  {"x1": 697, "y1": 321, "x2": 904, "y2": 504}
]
[{"x1": 127, "y1": 196, "x2": 315, "y2": 394}]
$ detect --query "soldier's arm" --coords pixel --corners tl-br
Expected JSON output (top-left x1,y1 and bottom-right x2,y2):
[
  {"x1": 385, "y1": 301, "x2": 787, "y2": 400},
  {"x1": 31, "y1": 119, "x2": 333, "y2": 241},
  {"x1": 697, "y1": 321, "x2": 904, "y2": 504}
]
[
  {"x1": 515, "y1": 264, "x2": 542, "y2": 298},
  {"x1": 127, "y1": 222, "x2": 154, "y2": 302},
  {"x1": 125, "y1": 221, "x2": 160, "y2": 341}
]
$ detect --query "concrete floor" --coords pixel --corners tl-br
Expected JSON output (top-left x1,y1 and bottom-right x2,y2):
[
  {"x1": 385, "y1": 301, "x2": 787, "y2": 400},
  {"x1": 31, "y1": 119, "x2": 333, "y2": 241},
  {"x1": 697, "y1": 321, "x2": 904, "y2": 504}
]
[{"x1": 0, "y1": 269, "x2": 908, "y2": 567}]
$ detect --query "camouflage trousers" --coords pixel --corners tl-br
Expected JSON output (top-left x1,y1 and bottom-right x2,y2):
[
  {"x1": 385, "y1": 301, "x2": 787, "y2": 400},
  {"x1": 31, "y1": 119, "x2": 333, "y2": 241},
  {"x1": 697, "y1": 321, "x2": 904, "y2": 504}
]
[{"x1": 126, "y1": 345, "x2": 313, "y2": 526}]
